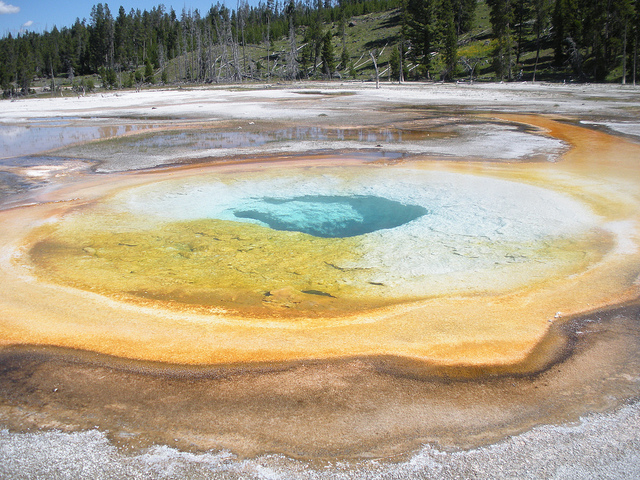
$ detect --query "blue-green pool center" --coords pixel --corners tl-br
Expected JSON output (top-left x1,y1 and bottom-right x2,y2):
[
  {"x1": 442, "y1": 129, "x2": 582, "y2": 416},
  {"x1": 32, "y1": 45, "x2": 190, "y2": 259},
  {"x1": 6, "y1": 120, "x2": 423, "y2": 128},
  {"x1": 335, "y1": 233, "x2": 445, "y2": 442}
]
[{"x1": 232, "y1": 195, "x2": 429, "y2": 238}]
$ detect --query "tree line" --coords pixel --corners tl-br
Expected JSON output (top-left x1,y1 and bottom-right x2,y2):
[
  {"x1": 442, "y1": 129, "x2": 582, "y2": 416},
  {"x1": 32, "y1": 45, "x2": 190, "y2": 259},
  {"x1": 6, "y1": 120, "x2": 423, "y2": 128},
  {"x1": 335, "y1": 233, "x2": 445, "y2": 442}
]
[
  {"x1": 1, "y1": 0, "x2": 639, "y2": 96},
  {"x1": 400, "y1": 0, "x2": 639, "y2": 83},
  {"x1": 0, "y1": 0, "x2": 404, "y2": 94},
  {"x1": 551, "y1": 0, "x2": 639, "y2": 82}
]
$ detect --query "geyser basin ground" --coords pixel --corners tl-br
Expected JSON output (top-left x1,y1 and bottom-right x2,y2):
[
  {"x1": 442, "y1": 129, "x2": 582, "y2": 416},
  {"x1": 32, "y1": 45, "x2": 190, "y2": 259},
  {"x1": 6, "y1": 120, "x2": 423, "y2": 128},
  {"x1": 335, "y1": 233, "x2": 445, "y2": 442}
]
[
  {"x1": 1, "y1": 86, "x2": 640, "y2": 473},
  {"x1": 6, "y1": 115, "x2": 640, "y2": 369},
  {"x1": 29, "y1": 164, "x2": 604, "y2": 322}
]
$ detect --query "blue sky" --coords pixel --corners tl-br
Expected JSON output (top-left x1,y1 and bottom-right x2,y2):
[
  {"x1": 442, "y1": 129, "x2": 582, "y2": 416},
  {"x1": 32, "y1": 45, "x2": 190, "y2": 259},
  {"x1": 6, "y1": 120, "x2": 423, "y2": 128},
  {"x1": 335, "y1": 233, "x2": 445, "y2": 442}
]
[{"x1": 0, "y1": 0, "x2": 247, "y2": 37}]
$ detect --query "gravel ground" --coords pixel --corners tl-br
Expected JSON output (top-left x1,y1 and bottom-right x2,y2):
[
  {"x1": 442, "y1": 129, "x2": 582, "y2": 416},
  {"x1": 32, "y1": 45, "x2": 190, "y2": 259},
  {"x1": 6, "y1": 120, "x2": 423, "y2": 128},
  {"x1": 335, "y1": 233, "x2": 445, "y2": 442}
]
[{"x1": 1, "y1": 400, "x2": 639, "y2": 479}]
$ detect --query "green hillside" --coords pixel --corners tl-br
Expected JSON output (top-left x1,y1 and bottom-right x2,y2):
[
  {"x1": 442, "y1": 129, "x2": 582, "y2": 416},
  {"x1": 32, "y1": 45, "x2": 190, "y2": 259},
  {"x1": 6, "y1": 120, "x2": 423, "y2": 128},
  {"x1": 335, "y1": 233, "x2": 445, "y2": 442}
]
[{"x1": 2, "y1": 0, "x2": 638, "y2": 96}]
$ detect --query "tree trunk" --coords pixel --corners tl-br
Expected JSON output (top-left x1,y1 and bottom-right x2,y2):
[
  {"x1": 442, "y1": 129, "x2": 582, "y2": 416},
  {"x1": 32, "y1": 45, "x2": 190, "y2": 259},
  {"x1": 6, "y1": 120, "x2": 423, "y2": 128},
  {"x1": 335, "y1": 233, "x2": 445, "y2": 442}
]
[
  {"x1": 399, "y1": 43, "x2": 404, "y2": 83},
  {"x1": 533, "y1": 25, "x2": 541, "y2": 82},
  {"x1": 633, "y1": 36, "x2": 637, "y2": 86},
  {"x1": 370, "y1": 51, "x2": 379, "y2": 89},
  {"x1": 516, "y1": 0, "x2": 524, "y2": 65},
  {"x1": 288, "y1": 15, "x2": 297, "y2": 80},
  {"x1": 267, "y1": 15, "x2": 271, "y2": 81},
  {"x1": 622, "y1": 22, "x2": 627, "y2": 85}
]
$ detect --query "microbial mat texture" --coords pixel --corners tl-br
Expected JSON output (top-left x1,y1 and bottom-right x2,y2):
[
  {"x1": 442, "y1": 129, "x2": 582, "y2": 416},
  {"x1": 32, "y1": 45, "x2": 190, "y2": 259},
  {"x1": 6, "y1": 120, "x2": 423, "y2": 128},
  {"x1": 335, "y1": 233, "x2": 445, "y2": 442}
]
[{"x1": 0, "y1": 94, "x2": 639, "y2": 469}]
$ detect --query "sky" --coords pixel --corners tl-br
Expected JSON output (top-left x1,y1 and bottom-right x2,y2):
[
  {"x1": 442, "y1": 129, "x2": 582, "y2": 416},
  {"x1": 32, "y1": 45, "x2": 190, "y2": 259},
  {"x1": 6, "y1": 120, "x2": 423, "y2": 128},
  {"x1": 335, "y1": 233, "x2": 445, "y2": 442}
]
[{"x1": 0, "y1": 0, "x2": 250, "y2": 37}]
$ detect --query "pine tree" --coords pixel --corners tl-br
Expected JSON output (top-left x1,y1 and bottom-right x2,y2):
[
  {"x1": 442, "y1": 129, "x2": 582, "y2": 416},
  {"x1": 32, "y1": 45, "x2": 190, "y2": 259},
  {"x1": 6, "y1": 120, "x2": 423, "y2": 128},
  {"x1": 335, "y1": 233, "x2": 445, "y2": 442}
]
[
  {"x1": 633, "y1": 0, "x2": 640, "y2": 84},
  {"x1": 487, "y1": 0, "x2": 515, "y2": 80},
  {"x1": 114, "y1": 6, "x2": 130, "y2": 69},
  {"x1": 88, "y1": 3, "x2": 115, "y2": 70},
  {"x1": 439, "y1": 0, "x2": 458, "y2": 80},
  {"x1": 514, "y1": 0, "x2": 532, "y2": 65},
  {"x1": 338, "y1": 9, "x2": 350, "y2": 72},
  {"x1": 301, "y1": 14, "x2": 323, "y2": 76},
  {"x1": 286, "y1": 0, "x2": 298, "y2": 79},
  {"x1": 453, "y1": 0, "x2": 477, "y2": 35},
  {"x1": 16, "y1": 38, "x2": 35, "y2": 93},
  {"x1": 390, "y1": 45, "x2": 402, "y2": 80},
  {"x1": 144, "y1": 58, "x2": 155, "y2": 83},
  {"x1": 0, "y1": 35, "x2": 16, "y2": 95},
  {"x1": 552, "y1": 0, "x2": 581, "y2": 72},
  {"x1": 532, "y1": 0, "x2": 552, "y2": 81},
  {"x1": 614, "y1": 0, "x2": 634, "y2": 84},
  {"x1": 402, "y1": 0, "x2": 435, "y2": 76},
  {"x1": 322, "y1": 30, "x2": 336, "y2": 77}
]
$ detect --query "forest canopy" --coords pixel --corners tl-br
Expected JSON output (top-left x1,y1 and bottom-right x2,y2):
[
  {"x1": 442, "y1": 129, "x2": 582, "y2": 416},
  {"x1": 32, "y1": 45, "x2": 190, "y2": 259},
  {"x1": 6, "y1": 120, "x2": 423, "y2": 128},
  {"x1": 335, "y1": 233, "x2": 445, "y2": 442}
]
[{"x1": 1, "y1": 0, "x2": 638, "y2": 96}]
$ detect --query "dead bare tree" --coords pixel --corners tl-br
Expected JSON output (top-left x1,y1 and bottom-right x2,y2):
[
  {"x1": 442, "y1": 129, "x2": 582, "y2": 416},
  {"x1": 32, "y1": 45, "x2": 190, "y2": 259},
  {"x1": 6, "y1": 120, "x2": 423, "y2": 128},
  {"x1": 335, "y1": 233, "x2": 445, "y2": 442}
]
[
  {"x1": 369, "y1": 50, "x2": 380, "y2": 89},
  {"x1": 634, "y1": 34, "x2": 637, "y2": 86},
  {"x1": 622, "y1": 20, "x2": 628, "y2": 85},
  {"x1": 231, "y1": 22, "x2": 243, "y2": 81},
  {"x1": 204, "y1": 21, "x2": 214, "y2": 82},
  {"x1": 237, "y1": 0, "x2": 248, "y2": 73},
  {"x1": 211, "y1": 13, "x2": 242, "y2": 82},
  {"x1": 180, "y1": 8, "x2": 190, "y2": 81},
  {"x1": 286, "y1": 0, "x2": 298, "y2": 80},
  {"x1": 212, "y1": 15, "x2": 228, "y2": 82},
  {"x1": 268, "y1": 0, "x2": 274, "y2": 81},
  {"x1": 194, "y1": 11, "x2": 203, "y2": 81}
]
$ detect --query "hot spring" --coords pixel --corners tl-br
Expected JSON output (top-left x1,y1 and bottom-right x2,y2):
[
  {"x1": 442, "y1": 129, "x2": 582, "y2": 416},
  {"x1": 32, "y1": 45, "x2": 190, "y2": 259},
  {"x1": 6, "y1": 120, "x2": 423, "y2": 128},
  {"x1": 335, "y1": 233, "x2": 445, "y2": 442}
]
[
  {"x1": 1, "y1": 106, "x2": 640, "y2": 465},
  {"x1": 5, "y1": 114, "x2": 640, "y2": 371},
  {"x1": 26, "y1": 164, "x2": 606, "y2": 320},
  {"x1": 230, "y1": 195, "x2": 429, "y2": 238}
]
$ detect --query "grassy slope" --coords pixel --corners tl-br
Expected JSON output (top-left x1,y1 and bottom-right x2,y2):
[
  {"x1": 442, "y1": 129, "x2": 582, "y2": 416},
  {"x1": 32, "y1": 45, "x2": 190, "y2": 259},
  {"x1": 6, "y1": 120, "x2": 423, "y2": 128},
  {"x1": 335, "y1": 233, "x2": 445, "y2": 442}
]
[
  {"x1": 38, "y1": 0, "x2": 588, "y2": 91},
  {"x1": 270, "y1": 0, "x2": 563, "y2": 83}
]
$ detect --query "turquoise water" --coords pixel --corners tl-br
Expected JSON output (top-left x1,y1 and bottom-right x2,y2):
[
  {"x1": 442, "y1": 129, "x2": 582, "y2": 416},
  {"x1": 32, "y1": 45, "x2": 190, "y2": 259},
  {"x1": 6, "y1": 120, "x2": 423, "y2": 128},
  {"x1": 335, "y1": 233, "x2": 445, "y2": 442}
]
[{"x1": 232, "y1": 195, "x2": 428, "y2": 238}]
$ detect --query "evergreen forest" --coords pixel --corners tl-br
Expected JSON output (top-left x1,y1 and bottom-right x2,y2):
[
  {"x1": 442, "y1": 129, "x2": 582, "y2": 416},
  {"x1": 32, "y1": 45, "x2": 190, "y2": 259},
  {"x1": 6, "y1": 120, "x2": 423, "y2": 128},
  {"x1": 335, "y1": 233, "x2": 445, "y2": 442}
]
[{"x1": 1, "y1": 0, "x2": 639, "y2": 96}]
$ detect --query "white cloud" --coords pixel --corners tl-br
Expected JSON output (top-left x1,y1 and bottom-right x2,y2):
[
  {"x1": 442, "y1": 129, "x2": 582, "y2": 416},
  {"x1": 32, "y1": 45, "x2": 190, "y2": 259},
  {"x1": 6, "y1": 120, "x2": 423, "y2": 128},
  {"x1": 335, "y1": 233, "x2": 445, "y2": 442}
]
[
  {"x1": 21, "y1": 19, "x2": 33, "y2": 28},
  {"x1": 0, "y1": 1, "x2": 20, "y2": 15}
]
